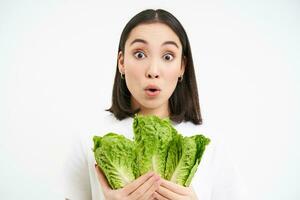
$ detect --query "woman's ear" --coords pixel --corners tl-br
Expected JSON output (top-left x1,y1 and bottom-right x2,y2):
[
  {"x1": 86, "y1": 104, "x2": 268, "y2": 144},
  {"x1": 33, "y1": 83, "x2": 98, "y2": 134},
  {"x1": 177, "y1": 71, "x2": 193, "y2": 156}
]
[{"x1": 118, "y1": 51, "x2": 125, "y2": 74}]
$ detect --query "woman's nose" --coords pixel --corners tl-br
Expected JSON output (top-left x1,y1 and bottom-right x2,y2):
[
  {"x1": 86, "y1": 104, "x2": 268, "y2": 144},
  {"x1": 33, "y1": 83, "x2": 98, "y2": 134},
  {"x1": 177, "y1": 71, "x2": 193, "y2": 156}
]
[
  {"x1": 147, "y1": 73, "x2": 159, "y2": 79},
  {"x1": 146, "y1": 60, "x2": 160, "y2": 79}
]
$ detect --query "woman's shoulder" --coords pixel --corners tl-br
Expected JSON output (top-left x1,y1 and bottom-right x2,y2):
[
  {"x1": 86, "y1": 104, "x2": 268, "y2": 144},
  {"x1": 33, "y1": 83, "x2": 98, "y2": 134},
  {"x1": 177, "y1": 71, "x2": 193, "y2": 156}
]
[
  {"x1": 100, "y1": 112, "x2": 134, "y2": 138},
  {"x1": 174, "y1": 121, "x2": 217, "y2": 143},
  {"x1": 77, "y1": 111, "x2": 134, "y2": 147}
]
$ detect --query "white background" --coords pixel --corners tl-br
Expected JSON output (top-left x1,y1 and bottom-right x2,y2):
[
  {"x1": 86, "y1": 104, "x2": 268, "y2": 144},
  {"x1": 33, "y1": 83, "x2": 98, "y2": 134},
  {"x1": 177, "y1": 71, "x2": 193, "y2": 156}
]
[{"x1": 1, "y1": 0, "x2": 299, "y2": 199}]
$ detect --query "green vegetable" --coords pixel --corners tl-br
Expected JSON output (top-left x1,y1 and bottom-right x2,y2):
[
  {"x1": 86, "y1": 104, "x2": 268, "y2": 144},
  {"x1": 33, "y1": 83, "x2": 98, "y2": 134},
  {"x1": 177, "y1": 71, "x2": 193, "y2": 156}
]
[
  {"x1": 93, "y1": 133, "x2": 137, "y2": 189},
  {"x1": 165, "y1": 134, "x2": 210, "y2": 186},
  {"x1": 133, "y1": 115, "x2": 174, "y2": 178},
  {"x1": 93, "y1": 114, "x2": 210, "y2": 189}
]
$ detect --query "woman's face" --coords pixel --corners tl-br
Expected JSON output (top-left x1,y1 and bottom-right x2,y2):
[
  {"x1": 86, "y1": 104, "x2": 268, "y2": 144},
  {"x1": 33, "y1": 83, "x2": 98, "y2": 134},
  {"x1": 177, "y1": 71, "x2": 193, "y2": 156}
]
[{"x1": 118, "y1": 23, "x2": 185, "y2": 118}]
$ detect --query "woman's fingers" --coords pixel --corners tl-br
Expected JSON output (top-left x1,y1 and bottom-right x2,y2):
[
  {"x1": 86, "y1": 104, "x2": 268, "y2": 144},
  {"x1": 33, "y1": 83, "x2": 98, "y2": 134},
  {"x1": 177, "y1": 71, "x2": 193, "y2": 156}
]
[
  {"x1": 157, "y1": 185, "x2": 183, "y2": 200},
  {"x1": 95, "y1": 164, "x2": 110, "y2": 192},
  {"x1": 160, "y1": 178, "x2": 189, "y2": 195},
  {"x1": 153, "y1": 191, "x2": 169, "y2": 200},
  {"x1": 94, "y1": 166, "x2": 190, "y2": 200},
  {"x1": 141, "y1": 178, "x2": 161, "y2": 200},
  {"x1": 122, "y1": 171, "x2": 154, "y2": 195},
  {"x1": 128, "y1": 174, "x2": 160, "y2": 200}
]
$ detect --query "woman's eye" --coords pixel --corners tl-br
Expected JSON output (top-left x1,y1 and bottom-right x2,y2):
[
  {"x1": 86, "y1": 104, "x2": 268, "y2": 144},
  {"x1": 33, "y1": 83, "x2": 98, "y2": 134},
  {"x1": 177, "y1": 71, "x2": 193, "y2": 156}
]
[
  {"x1": 163, "y1": 53, "x2": 174, "y2": 61},
  {"x1": 134, "y1": 51, "x2": 146, "y2": 59}
]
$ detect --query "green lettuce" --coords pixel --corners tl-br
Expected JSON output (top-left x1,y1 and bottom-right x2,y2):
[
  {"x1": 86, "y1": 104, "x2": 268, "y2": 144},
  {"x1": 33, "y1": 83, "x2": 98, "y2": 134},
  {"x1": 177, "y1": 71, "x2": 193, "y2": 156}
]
[
  {"x1": 93, "y1": 133, "x2": 137, "y2": 189},
  {"x1": 93, "y1": 114, "x2": 210, "y2": 189},
  {"x1": 133, "y1": 115, "x2": 174, "y2": 178},
  {"x1": 165, "y1": 134, "x2": 210, "y2": 186}
]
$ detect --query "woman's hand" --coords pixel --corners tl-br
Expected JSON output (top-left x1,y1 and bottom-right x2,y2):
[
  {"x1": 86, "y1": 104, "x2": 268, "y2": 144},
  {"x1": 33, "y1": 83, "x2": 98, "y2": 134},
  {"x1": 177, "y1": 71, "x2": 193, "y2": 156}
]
[
  {"x1": 95, "y1": 164, "x2": 161, "y2": 200},
  {"x1": 153, "y1": 179, "x2": 198, "y2": 200}
]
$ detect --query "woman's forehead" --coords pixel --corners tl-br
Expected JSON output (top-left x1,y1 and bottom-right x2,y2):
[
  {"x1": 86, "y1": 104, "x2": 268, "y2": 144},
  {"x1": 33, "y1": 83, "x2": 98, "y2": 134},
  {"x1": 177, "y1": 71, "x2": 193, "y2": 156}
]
[{"x1": 125, "y1": 23, "x2": 182, "y2": 49}]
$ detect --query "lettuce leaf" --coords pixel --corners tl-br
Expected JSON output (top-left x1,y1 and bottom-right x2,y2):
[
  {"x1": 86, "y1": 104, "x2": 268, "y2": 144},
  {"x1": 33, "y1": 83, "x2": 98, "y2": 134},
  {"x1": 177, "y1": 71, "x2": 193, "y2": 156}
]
[
  {"x1": 133, "y1": 114, "x2": 174, "y2": 178},
  {"x1": 165, "y1": 134, "x2": 210, "y2": 186},
  {"x1": 93, "y1": 133, "x2": 137, "y2": 189}
]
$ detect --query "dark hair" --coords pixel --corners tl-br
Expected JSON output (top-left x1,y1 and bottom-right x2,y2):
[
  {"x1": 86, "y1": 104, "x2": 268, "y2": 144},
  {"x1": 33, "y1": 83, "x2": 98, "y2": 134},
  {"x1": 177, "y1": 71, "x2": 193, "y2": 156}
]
[{"x1": 106, "y1": 9, "x2": 202, "y2": 125}]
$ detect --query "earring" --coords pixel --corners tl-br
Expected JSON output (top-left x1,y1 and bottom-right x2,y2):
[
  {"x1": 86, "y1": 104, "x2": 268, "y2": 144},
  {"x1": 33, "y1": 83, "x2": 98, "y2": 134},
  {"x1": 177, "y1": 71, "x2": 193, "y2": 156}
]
[
  {"x1": 120, "y1": 72, "x2": 125, "y2": 79},
  {"x1": 178, "y1": 75, "x2": 183, "y2": 82}
]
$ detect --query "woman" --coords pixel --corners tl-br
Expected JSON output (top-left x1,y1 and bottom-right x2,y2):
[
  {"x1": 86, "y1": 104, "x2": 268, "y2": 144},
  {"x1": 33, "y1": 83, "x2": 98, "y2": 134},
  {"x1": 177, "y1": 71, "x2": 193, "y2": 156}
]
[{"x1": 64, "y1": 9, "x2": 247, "y2": 200}]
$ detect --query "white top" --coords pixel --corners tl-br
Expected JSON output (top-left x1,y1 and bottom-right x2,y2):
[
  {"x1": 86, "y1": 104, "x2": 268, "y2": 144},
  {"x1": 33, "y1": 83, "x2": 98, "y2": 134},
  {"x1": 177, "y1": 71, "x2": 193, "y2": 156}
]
[{"x1": 63, "y1": 112, "x2": 248, "y2": 200}]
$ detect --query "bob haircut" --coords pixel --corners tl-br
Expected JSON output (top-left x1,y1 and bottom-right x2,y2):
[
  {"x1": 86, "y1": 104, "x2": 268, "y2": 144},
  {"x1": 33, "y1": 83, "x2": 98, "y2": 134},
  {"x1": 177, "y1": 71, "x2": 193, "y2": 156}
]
[{"x1": 106, "y1": 9, "x2": 202, "y2": 125}]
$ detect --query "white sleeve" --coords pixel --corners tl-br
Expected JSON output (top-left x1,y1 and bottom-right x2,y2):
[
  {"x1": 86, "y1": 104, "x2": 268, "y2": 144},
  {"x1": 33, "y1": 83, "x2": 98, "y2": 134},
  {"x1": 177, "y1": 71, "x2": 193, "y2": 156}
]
[
  {"x1": 210, "y1": 140, "x2": 248, "y2": 200},
  {"x1": 190, "y1": 138, "x2": 248, "y2": 200},
  {"x1": 62, "y1": 134, "x2": 92, "y2": 200}
]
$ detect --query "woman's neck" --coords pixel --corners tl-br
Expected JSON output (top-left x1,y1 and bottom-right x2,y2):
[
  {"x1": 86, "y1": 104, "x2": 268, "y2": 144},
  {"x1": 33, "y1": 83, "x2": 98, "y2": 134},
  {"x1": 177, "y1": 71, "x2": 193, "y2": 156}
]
[
  {"x1": 131, "y1": 97, "x2": 170, "y2": 119},
  {"x1": 138, "y1": 107, "x2": 170, "y2": 119}
]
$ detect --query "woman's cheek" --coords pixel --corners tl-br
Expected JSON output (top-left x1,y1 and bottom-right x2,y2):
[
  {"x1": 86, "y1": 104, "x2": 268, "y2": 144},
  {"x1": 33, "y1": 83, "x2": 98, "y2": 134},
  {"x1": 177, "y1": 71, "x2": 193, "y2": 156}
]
[
  {"x1": 165, "y1": 66, "x2": 180, "y2": 82},
  {"x1": 124, "y1": 62, "x2": 145, "y2": 96},
  {"x1": 127, "y1": 66, "x2": 144, "y2": 83},
  {"x1": 126, "y1": 57, "x2": 145, "y2": 75}
]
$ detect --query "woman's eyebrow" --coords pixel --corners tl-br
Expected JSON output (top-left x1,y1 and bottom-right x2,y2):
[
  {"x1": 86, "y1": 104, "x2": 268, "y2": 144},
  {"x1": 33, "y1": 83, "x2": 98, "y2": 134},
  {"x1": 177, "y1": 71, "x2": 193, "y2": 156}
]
[
  {"x1": 130, "y1": 38, "x2": 179, "y2": 49},
  {"x1": 162, "y1": 41, "x2": 179, "y2": 49},
  {"x1": 130, "y1": 38, "x2": 147, "y2": 46}
]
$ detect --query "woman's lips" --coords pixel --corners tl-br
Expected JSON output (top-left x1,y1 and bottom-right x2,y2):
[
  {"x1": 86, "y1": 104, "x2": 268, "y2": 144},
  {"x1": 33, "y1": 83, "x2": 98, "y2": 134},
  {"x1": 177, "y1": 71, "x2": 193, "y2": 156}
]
[
  {"x1": 144, "y1": 84, "x2": 161, "y2": 91},
  {"x1": 145, "y1": 89, "x2": 160, "y2": 97},
  {"x1": 145, "y1": 89, "x2": 161, "y2": 97},
  {"x1": 144, "y1": 84, "x2": 161, "y2": 97}
]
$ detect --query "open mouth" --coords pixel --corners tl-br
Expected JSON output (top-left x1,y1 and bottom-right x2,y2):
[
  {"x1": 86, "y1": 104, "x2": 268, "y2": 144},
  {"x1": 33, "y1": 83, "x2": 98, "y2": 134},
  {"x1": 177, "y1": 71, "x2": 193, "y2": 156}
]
[
  {"x1": 144, "y1": 84, "x2": 161, "y2": 97},
  {"x1": 148, "y1": 89, "x2": 158, "y2": 92},
  {"x1": 145, "y1": 88, "x2": 161, "y2": 97}
]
